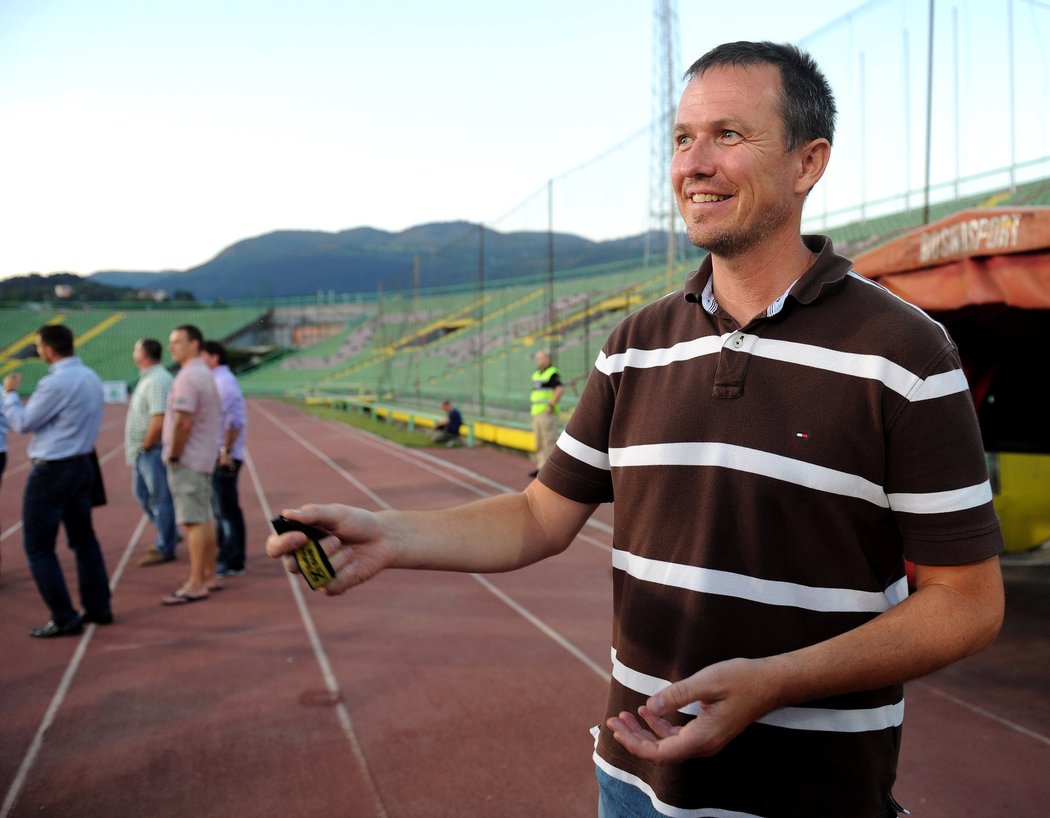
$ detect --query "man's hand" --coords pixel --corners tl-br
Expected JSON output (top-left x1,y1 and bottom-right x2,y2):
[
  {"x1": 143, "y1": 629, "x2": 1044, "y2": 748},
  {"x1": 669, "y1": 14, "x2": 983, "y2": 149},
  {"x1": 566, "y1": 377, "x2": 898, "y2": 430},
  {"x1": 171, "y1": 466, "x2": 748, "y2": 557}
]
[
  {"x1": 606, "y1": 657, "x2": 782, "y2": 764},
  {"x1": 266, "y1": 504, "x2": 395, "y2": 596},
  {"x1": 607, "y1": 555, "x2": 1004, "y2": 765},
  {"x1": 3, "y1": 372, "x2": 21, "y2": 393}
]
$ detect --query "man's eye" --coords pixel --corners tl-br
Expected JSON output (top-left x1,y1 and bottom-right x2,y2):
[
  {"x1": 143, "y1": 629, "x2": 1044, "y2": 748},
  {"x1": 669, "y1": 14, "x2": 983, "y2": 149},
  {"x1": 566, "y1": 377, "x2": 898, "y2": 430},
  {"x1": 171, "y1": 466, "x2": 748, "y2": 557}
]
[
  {"x1": 721, "y1": 130, "x2": 742, "y2": 142},
  {"x1": 674, "y1": 134, "x2": 692, "y2": 149}
]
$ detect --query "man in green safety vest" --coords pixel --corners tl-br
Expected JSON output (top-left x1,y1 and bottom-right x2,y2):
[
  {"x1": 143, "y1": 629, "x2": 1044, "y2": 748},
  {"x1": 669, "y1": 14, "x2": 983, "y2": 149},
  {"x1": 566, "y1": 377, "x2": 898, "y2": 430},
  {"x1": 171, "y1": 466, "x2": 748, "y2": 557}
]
[{"x1": 528, "y1": 349, "x2": 564, "y2": 478}]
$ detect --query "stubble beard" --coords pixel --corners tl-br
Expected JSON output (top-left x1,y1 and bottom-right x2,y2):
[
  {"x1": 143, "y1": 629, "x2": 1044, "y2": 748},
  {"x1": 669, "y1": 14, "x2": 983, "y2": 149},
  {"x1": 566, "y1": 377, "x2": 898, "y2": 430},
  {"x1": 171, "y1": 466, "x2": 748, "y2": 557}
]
[{"x1": 683, "y1": 197, "x2": 794, "y2": 259}]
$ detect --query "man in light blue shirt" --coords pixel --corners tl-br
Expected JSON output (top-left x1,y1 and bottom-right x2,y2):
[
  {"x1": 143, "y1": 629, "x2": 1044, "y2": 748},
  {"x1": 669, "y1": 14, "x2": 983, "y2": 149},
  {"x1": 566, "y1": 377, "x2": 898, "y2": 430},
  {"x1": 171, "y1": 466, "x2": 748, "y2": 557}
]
[{"x1": 2, "y1": 324, "x2": 112, "y2": 637}]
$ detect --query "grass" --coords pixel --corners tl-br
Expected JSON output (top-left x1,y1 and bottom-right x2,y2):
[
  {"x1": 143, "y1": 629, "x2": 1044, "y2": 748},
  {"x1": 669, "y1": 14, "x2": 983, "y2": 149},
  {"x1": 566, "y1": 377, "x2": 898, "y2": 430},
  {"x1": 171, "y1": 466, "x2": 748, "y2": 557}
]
[
  {"x1": 278, "y1": 399, "x2": 535, "y2": 469},
  {"x1": 278, "y1": 398, "x2": 445, "y2": 448}
]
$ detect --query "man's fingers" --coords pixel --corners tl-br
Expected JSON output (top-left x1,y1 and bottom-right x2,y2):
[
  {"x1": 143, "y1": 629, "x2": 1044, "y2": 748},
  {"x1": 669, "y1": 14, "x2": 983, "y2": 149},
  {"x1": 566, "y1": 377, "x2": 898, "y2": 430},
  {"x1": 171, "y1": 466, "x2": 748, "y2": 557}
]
[
  {"x1": 606, "y1": 711, "x2": 656, "y2": 743},
  {"x1": 647, "y1": 680, "x2": 696, "y2": 717},
  {"x1": 606, "y1": 711, "x2": 688, "y2": 764},
  {"x1": 637, "y1": 705, "x2": 678, "y2": 739},
  {"x1": 265, "y1": 529, "x2": 306, "y2": 558}
]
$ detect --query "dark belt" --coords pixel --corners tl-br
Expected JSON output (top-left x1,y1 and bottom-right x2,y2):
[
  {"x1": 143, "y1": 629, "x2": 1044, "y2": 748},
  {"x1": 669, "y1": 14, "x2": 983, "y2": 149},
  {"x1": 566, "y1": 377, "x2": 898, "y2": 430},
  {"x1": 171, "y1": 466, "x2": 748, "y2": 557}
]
[{"x1": 30, "y1": 453, "x2": 91, "y2": 466}]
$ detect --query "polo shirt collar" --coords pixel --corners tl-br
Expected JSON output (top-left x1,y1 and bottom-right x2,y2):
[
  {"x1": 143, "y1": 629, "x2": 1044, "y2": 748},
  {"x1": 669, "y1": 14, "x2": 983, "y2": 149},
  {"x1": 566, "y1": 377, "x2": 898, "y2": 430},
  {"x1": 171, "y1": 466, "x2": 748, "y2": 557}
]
[{"x1": 682, "y1": 235, "x2": 854, "y2": 316}]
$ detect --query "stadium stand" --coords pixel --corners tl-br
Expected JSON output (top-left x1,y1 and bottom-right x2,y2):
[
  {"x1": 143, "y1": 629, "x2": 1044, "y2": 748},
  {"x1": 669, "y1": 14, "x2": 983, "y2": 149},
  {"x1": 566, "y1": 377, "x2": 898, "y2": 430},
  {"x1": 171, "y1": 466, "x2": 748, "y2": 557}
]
[
  {"x1": 3, "y1": 174, "x2": 1047, "y2": 424},
  {"x1": 0, "y1": 307, "x2": 266, "y2": 392}
]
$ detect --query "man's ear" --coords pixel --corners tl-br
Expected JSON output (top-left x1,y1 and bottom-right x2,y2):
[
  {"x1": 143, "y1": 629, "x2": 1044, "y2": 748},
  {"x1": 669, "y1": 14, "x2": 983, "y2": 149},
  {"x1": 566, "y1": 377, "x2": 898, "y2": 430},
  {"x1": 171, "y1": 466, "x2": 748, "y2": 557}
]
[{"x1": 795, "y1": 138, "x2": 831, "y2": 195}]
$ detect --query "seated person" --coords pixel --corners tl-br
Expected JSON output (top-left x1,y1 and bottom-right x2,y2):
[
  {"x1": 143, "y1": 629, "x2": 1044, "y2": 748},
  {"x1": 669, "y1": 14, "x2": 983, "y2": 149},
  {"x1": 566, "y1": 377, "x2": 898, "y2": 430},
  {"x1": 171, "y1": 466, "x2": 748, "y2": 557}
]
[{"x1": 431, "y1": 400, "x2": 462, "y2": 445}]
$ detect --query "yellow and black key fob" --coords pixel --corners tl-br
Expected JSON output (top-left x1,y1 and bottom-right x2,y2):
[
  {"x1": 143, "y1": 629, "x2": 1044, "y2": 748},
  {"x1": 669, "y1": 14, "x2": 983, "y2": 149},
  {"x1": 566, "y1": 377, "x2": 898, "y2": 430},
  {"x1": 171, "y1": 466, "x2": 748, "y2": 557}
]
[{"x1": 271, "y1": 516, "x2": 337, "y2": 590}]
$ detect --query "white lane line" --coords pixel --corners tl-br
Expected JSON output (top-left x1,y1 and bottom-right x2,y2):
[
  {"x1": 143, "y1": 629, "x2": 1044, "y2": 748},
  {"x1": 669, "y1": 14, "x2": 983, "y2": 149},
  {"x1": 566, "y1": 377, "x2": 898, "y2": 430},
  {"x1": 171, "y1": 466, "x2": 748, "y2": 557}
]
[
  {"x1": 253, "y1": 400, "x2": 612, "y2": 676},
  {"x1": 1, "y1": 515, "x2": 148, "y2": 818},
  {"x1": 244, "y1": 447, "x2": 389, "y2": 818},
  {"x1": 259, "y1": 402, "x2": 1050, "y2": 757},
  {"x1": 1, "y1": 443, "x2": 124, "y2": 545},
  {"x1": 472, "y1": 574, "x2": 611, "y2": 681},
  {"x1": 1, "y1": 628, "x2": 98, "y2": 818},
  {"x1": 913, "y1": 680, "x2": 1050, "y2": 747},
  {"x1": 302, "y1": 408, "x2": 615, "y2": 545},
  {"x1": 252, "y1": 406, "x2": 397, "y2": 509}
]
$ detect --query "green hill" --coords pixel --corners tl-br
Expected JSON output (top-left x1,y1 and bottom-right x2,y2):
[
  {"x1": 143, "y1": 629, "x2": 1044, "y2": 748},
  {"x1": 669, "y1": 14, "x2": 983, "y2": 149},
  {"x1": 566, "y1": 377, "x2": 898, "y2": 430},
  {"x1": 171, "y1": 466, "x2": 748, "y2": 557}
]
[{"x1": 88, "y1": 223, "x2": 680, "y2": 301}]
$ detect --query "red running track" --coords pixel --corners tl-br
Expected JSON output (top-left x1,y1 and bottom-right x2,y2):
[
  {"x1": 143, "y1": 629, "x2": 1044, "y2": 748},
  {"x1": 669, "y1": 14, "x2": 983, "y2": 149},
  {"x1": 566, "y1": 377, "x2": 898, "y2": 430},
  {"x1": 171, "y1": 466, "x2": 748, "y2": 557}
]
[{"x1": 0, "y1": 399, "x2": 1047, "y2": 817}]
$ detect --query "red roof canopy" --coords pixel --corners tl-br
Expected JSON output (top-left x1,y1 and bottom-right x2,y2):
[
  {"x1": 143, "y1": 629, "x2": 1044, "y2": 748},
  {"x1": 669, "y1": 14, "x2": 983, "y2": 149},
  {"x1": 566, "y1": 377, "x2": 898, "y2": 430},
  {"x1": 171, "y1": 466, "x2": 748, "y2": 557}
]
[{"x1": 852, "y1": 207, "x2": 1050, "y2": 311}]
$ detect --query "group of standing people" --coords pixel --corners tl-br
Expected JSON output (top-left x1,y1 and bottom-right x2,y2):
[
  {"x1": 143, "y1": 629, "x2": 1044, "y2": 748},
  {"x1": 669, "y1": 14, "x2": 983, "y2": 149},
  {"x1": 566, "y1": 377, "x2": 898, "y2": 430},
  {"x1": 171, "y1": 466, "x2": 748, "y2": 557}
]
[
  {"x1": 1, "y1": 322, "x2": 247, "y2": 636},
  {"x1": 3, "y1": 319, "x2": 553, "y2": 629},
  {"x1": 126, "y1": 325, "x2": 248, "y2": 604}
]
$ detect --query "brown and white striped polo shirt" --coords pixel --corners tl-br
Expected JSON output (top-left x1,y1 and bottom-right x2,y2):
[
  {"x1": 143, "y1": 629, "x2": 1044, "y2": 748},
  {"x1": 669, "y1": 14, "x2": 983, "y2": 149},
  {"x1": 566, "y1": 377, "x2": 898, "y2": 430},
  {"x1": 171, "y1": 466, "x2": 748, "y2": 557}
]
[{"x1": 540, "y1": 235, "x2": 1003, "y2": 817}]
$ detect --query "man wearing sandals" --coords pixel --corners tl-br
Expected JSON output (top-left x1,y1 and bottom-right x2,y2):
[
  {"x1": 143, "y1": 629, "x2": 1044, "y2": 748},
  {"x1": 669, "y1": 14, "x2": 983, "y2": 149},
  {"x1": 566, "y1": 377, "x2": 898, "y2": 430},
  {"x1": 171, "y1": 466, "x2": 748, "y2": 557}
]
[{"x1": 161, "y1": 325, "x2": 221, "y2": 605}]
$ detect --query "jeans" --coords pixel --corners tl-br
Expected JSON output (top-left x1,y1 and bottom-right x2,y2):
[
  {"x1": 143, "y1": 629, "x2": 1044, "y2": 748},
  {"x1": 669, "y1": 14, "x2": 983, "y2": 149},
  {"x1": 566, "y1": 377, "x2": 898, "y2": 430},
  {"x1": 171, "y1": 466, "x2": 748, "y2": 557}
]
[
  {"x1": 132, "y1": 447, "x2": 178, "y2": 555},
  {"x1": 212, "y1": 459, "x2": 246, "y2": 570},
  {"x1": 23, "y1": 456, "x2": 111, "y2": 625},
  {"x1": 596, "y1": 764, "x2": 906, "y2": 818},
  {"x1": 596, "y1": 766, "x2": 666, "y2": 818}
]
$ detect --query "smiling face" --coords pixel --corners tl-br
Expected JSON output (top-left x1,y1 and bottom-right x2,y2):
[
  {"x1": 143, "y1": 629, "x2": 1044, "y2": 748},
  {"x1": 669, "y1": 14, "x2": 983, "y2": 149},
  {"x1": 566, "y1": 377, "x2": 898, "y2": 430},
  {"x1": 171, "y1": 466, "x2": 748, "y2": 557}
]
[{"x1": 671, "y1": 63, "x2": 816, "y2": 260}]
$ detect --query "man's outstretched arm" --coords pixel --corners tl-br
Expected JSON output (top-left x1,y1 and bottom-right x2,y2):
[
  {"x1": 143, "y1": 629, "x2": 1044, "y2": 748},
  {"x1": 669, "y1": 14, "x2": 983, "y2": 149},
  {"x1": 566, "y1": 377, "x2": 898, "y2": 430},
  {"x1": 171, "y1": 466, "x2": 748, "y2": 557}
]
[{"x1": 266, "y1": 480, "x2": 598, "y2": 595}]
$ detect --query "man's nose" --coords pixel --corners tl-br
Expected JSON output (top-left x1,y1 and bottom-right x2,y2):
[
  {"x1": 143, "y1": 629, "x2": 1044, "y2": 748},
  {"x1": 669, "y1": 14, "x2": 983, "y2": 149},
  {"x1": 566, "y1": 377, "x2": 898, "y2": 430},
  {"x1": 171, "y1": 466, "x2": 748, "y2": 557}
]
[{"x1": 675, "y1": 140, "x2": 716, "y2": 178}]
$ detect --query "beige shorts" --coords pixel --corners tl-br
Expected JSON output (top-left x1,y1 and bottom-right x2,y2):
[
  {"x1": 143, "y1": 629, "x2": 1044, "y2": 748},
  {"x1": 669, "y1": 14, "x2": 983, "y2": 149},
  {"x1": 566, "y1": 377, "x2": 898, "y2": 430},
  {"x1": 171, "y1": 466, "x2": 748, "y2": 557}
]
[{"x1": 167, "y1": 465, "x2": 213, "y2": 525}]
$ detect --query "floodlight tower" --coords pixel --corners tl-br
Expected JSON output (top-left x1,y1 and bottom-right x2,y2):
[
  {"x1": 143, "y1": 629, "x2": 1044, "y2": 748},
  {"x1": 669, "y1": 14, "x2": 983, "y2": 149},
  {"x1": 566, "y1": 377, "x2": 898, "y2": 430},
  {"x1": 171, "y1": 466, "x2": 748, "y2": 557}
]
[{"x1": 646, "y1": 0, "x2": 681, "y2": 288}]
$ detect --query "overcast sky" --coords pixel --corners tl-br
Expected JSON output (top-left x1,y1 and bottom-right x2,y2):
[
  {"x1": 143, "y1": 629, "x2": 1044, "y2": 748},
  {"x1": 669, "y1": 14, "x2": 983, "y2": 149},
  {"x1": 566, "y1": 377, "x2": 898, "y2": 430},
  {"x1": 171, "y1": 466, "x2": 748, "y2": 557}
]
[{"x1": 2, "y1": 0, "x2": 1045, "y2": 280}]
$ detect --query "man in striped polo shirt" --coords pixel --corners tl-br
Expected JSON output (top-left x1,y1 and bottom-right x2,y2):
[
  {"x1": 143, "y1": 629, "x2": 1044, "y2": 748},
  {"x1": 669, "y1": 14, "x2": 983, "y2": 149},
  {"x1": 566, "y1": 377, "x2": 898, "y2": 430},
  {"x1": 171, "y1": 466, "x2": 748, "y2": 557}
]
[{"x1": 268, "y1": 41, "x2": 1005, "y2": 818}]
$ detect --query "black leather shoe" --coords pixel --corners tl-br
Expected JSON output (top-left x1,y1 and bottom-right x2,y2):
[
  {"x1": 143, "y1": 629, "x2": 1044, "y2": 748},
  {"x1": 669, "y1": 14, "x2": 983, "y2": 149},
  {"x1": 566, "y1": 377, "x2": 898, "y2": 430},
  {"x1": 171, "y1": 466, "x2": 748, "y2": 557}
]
[
  {"x1": 80, "y1": 609, "x2": 114, "y2": 625},
  {"x1": 30, "y1": 619, "x2": 84, "y2": 638}
]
